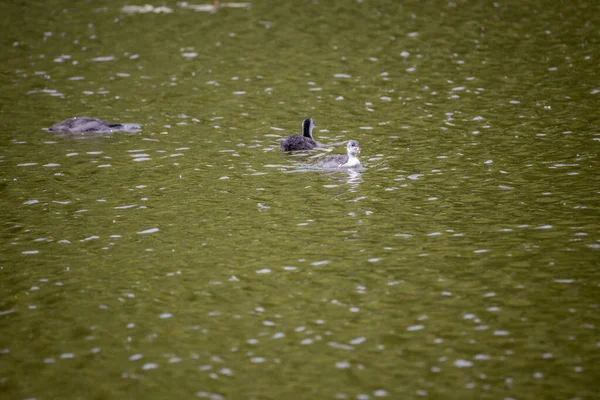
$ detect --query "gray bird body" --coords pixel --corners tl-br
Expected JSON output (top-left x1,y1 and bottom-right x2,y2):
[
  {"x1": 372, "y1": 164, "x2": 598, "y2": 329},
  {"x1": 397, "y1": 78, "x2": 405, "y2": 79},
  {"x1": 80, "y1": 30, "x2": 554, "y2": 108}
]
[
  {"x1": 317, "y1": 140, "x2": 361, "y2": 169},
  {"x1": 48, "y1": 117, "x2": 123, "y2": 133},
  {"x1": 316, "y1": 154, "x2": 350, "y2": 168},
  {"x1": 279, "y1": 134, "x2": 317, "y2": 151},
  {"x1": 280, "y1": 117, "x2": 318, "y2": 151}
]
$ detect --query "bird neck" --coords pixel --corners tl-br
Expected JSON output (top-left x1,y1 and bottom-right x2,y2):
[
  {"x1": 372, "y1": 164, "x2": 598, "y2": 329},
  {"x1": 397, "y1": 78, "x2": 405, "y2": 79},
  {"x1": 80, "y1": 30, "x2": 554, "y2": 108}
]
[
  {"x1": 346, "y1": 153, "x2": 361, "y2": 166},
  {"x1": 302, "y1": 122, "x2": 312, "y2": 138}
]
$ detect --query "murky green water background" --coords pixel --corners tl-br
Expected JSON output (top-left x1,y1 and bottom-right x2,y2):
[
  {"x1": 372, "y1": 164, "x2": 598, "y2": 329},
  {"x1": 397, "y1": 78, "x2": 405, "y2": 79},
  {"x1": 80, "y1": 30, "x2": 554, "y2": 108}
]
[{"x1": 1, "y1": 0, "x2": 599, "y2": 399}]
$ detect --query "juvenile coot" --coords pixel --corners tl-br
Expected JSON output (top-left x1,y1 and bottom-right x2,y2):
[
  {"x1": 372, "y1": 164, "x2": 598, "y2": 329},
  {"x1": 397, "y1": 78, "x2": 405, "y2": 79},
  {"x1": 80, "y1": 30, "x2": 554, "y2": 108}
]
[
  {"x1": 47, "y1": 117, "x2": 124, "y2": 133},
  {"x1": 279, "y1": 117, "x2": 318, "y2": 151},
  {"x1": 317, "y1": 140, "x2": 361, "y2": 168}
]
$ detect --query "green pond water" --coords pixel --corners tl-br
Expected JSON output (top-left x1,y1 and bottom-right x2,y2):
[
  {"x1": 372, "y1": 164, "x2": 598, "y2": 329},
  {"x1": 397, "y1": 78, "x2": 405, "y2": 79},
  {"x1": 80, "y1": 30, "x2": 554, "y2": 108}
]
[{"x1": 1, "y1": 0, "x2": 599, "y2": 399}]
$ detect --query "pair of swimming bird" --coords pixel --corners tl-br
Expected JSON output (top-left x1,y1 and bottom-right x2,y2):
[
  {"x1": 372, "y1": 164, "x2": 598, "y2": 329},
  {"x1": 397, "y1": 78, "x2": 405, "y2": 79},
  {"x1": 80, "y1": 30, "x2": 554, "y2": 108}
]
[{"x1": 280, "y1": 118, "x2": 361, "y2": 169}]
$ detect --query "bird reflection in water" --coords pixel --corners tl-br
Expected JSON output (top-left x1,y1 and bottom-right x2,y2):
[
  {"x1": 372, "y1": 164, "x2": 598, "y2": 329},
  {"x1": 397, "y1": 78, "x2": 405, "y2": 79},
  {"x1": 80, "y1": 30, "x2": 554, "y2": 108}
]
[{"x1": 321, "y1": 168, "x2": 364, "y2": 192}]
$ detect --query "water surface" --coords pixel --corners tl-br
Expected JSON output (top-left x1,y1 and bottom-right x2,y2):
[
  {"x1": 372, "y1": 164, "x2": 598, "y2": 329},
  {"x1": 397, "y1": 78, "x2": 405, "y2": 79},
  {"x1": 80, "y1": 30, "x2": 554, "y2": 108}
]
[{"x1": 1, "y1": 1, "x2": 599, "y2": 399}]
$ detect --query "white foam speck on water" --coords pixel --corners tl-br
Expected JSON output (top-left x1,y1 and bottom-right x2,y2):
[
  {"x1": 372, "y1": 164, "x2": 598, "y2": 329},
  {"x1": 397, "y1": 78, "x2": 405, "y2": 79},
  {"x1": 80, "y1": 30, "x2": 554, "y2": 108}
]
[
  {"x1": 23, "y1": 200, "x2": 39, "y2": 205},
  {"x1": 334, "y1": 73, "x2": 352, "y2": 78},
  {"x1": 137, "y1": 228, "x2": 159, "y2": 234},
  {"x1": 328, "y1": 342, "x2": 354, "y2": 351},
  {"x1": 133, "y1": 157, "x2": 152, "y2": 162},
  {"x1": 256, "y1": 268, "x2": 271, "y2": 274},
  {"x1": 407, "y1": 324, "x2": 425, "y2": 332},
  {"x1": 311, "y1": 260, "x2": 329, "y2": 266},
  {"x1": 233, "y1": 91, "x2": 246, "y2": 95},
  {"x1": 554, "y1": 279, "x2": 575, "y2": 284},
  {"x1": 159, "y1": 313, "x2": 172, "y2": 319},
  {"x1": 122, "y1": 4, "x2": 173, "y2": 14},
  {"x1": 349, "y1": 337, "x2": 366, "y2": 345},
  {"x1": 115, "y1": 205, "x2": 137, "y2": 209},
  {"x1": 22, "y1": 250, "x2": 39, "y2": 255},
  {"x1": 182, "y1": 52, "x2": 198, "y2": 58},
  {"x1": 129, "y1": 354, "x2": 143, "y2": 361},
  {"x1": 142, "y1": 363, "x2": 158, "y2": 370},
  {"x1": 250, "y1": 357, "x2": 265, "y2": 363},
  {"x1": 195, "y1": 392, "x2": 225, "y2": 400},
  {"x1": 17, "y1": 163, "x2": 38, "y2": 167},
  {"x1": 454, "y1": 359, "x2": 473, "y2": 368},
  {"x1": 91, "y1": 56, "x2": 116, "y2": 62}
]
